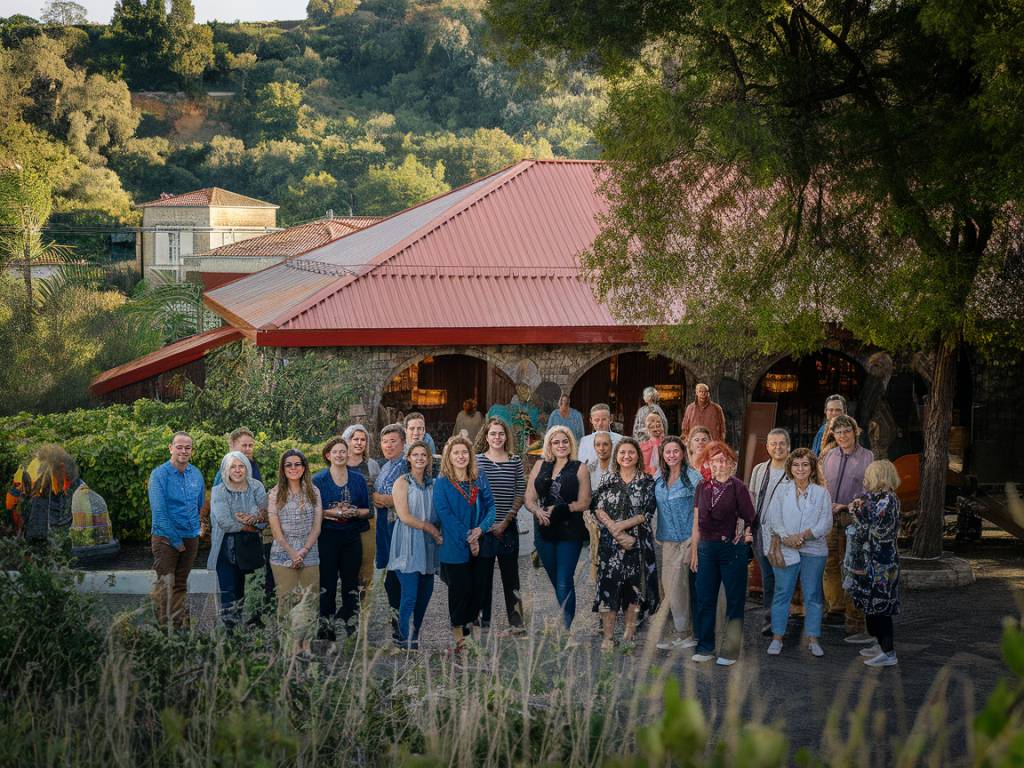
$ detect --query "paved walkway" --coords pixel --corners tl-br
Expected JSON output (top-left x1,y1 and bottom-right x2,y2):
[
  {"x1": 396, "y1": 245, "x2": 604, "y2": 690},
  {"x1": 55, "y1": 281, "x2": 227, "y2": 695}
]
[{"x1": 96, "y1": 538, "x2": 1023, "y2": 761}]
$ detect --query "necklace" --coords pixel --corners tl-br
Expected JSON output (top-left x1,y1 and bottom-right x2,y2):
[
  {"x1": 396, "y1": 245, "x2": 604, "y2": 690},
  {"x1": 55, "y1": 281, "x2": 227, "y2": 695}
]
[{"x1": 710, "y1": 478, "x2": 728, "y2": 508}]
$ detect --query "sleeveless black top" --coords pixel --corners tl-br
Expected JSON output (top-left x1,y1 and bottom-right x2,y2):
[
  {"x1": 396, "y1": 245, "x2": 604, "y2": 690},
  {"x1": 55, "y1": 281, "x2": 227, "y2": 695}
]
[{"x1": 534, "y1": 459, "x2": 586, "y2": 541}]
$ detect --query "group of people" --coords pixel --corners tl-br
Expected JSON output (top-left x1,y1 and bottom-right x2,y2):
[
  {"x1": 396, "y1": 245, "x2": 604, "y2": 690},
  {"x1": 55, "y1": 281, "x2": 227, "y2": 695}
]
[{"x1": 147, "y1": 387, "x2": 901, "y2": 668}]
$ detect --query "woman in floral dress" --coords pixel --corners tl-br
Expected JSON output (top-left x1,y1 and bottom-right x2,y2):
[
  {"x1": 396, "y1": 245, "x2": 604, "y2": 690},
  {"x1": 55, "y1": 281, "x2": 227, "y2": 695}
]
[
  {"x1": 844, "y1": 459, "x2": 902, "y2": 668},
  {"x1": 592, "y1": 437, "x2": 659, "y2": 650}
]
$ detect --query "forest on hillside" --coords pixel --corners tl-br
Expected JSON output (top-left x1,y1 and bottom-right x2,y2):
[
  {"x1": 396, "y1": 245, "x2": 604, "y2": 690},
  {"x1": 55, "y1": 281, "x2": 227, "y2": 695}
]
[{"x1": 1, "y1": 0, "x2": 605, "y2": 251}]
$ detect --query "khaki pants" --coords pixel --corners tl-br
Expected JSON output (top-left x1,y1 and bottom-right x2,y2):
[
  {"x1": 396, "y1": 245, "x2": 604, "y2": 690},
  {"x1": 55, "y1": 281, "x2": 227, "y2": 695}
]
[
  {"x1": 271, "y1": 564, "x2": 320, "y2": 645},
  {"x1": 823, "y1": 527, "x2": 865, "y2": 632},
  {"x1": 359, "y1": 516, "x2": 376, "y2": 589},
  {"x1": 151, "y1": 536, "x2": 198, "y2": 629},
  {"x1": 660, "y1": 540, "x2": 693, "y2": 635}
]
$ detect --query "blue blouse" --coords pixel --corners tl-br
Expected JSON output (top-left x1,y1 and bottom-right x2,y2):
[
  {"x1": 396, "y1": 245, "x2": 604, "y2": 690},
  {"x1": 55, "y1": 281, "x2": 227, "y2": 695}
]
[
  {"x1": 433, "y1": 475, "x2": 496, "y2": 564},
  {"x1": 654, "y1": 466, "x2": 702, "y2": 542}
]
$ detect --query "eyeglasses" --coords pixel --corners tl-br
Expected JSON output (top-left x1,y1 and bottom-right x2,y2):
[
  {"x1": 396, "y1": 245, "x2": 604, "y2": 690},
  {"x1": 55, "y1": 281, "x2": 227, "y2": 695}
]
[
  {"x1": 832, "y1": 429, "x2": 853, "y2": 436},
  {"x1": 283, "y1": 461, "x2": 304, "y2": 469}
]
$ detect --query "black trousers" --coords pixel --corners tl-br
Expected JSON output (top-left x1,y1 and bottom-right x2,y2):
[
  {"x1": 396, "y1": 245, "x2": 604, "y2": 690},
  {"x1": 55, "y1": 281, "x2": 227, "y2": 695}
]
[
  {"x1": 319, "y1": 528, "x2": 363, "y2": 632},
  {"x1": 866, "y1": 614, "x2": 895, "y2": 653},
  {"x1": 476, "y1": 554, "x2": 524, "y2": 627},
  {"x1": 441, "y1": 560, "x2": 484, "y2": 631}
]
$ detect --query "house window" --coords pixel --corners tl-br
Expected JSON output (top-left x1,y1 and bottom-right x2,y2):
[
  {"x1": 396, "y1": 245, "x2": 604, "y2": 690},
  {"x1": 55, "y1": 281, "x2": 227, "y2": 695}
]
[{"x1": 168, "y1": 232, "x2": 180, "y2": 263}]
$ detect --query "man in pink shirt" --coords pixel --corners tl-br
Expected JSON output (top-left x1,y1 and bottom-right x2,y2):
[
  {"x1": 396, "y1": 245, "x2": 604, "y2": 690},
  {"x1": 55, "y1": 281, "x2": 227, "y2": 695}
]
[{"x1": 681, "y1": 383, "x2": 726, "y2": 442}]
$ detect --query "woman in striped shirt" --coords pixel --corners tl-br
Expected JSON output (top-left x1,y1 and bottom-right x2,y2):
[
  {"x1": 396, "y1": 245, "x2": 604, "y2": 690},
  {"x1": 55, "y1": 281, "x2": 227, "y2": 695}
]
[{"x1": 474, "y1": 417, "x2": 527, "y2": 632}]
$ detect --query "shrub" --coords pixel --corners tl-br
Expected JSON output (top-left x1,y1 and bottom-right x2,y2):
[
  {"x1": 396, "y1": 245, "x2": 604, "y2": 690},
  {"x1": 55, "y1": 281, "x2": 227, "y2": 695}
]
[{"x1": 0, "y1": 402, "x2": 324, "y2": 542}]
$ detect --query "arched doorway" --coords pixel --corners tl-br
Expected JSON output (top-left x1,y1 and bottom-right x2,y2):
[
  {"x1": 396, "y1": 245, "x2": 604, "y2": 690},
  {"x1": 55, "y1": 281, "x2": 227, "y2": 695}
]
[
  {"x1": 571, "y1": 352, "x2": 690, "y2": 436},
  {"x1": 381, "y1": 354, "x2": 515, "y2": 441},
  {"x1": 753, "y1": 350, "x2": 865, "y2": 449}
]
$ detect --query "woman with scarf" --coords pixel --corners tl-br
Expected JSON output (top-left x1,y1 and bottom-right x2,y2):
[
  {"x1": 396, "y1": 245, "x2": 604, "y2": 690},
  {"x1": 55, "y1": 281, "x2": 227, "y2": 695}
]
[
  {"x1": 592, "y1": 437, "x2": 659, "y2": 650},
  {"x1": 433, "y1": 436, "x2": 496, "y2": 649}
]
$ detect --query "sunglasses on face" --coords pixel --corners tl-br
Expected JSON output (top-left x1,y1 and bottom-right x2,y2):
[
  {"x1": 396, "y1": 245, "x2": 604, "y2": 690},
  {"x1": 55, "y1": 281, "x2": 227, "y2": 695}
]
[{"x1": 284, "y1": 461, "x2": 304, "y2": 469}]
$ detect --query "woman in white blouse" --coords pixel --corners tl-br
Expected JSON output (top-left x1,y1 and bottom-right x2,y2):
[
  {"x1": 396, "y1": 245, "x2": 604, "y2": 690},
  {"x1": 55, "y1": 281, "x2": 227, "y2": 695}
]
[{"x1": 763, "y1": 447, "x2": 833, "y2": 658}]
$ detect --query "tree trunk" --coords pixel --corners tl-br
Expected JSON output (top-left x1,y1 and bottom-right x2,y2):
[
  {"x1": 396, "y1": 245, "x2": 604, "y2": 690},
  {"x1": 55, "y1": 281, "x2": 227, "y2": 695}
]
[
  {"x1": 22, "y1": 236, "x2": 33, "y2": 332},
  {"x1": 911, "y1": 338, "x2": 957, "y2": 558}
]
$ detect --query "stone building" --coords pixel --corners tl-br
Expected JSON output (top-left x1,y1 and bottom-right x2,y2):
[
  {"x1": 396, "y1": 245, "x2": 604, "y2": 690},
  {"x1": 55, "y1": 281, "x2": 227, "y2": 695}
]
[
  {"x1": 136, "y1": 188, "x2": 279, "y2": 284},
  {"x1": 99, "y1": 159, "x2": 1021, "y2": 487}
]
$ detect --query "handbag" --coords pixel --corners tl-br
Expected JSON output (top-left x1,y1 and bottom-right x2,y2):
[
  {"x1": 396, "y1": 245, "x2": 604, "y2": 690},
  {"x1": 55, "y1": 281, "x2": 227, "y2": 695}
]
[
  {"x1": 230, "y1": 530, "x2": 265, "y2": 572},
  {"x1": 766, "y1": 534, "x2": 787, "y2": 569}
]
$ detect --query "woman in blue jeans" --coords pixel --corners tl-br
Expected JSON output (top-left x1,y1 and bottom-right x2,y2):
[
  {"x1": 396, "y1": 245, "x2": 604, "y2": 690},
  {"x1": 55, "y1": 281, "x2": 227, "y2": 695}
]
[
  {"x1": 209, "y1": 451, "x2": 268, "y2": 630},
  {"x1": 762, "y1": 448, "x2": 833, "y2": 657},
  {"x1": 688, "y1": 441, "x2": 755, "y2": 666},
  {"x1": 525, "y1": 426, "x2": 592, "y2": 638},
  {"x1": 387, "y1": 441, "x2": 442, "y2": 649}
]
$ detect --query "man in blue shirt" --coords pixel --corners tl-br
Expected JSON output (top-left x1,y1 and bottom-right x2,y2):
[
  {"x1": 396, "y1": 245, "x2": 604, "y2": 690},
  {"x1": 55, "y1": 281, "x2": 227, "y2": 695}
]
[
  {"x1": 373, "y1": 423, "x2": 408, "y2": 638},
  {"x1": 149, "y1": 431, "x2": 205, "y2": 629},
  {"x1": 811, "y1": 394, "x2": 848, "y2": 455},
  {"x1": 546, "y1": 393, "x2": 585, "y2": 442}
]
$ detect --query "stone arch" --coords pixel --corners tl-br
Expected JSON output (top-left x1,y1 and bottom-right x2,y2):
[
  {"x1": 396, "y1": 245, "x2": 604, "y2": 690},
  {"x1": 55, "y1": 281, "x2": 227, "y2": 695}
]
[
  {"x1": 374, "y1": 350, "x2": 518, "y2": 439},
  {"x1": 569, "y1": 347, "x2": 700, "y2": 436}
]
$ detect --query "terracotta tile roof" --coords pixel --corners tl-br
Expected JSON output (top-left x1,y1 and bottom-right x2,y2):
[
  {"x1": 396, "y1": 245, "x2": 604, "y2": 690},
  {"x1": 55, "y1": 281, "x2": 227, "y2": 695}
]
[
  {"x1": 137, "y1": 187, "x2": 278, "y2": 209},
  {"x1": 90, "y1": 326, "x2": 242, "y2": 396},
  {"x1": 193, "y1": 218, "x2": 382, "y2": 258},
  {"x1": 204, "y1": 160, "x2": 646, "y2": 345}
]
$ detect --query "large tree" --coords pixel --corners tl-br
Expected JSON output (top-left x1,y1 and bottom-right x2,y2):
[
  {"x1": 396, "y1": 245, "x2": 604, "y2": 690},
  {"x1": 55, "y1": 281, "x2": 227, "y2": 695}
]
[
  {"x1": 162, "y1": 0, "x2": 213, "y2": 88},
  {"x1": 487, "y1": 0, "x2": 1024, "y2": 556}
]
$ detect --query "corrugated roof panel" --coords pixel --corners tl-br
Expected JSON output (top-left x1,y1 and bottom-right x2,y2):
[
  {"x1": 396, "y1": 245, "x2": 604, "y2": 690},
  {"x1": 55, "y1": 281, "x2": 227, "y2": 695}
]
[
  {"x1": 90, "y1": 326, "x2": 242, "y2": 395},
  {"x1": 205, "y1": 160, "x2": 632, "y2": 336},
  {"x1": 194, "y1": 218, "x2": 380, "y2": 258}
]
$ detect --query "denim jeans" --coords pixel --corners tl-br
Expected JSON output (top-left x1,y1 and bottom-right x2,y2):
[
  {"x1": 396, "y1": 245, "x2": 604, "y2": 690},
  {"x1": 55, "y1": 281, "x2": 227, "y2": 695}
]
[
  {"x1": 771, "y1": 553, "x2": 826, "y2": 638},
  {"x1": 752, "y1": 530, "x2": 776, "y2": 621},
  {"x1": 535, "y1": 536, "x2": 584, "y2": 629},
  {"x1": 395, "y1": 570, "x2": 434, "y2": 647},
  {"x1": 694, "y1": 540, "x2": 749, "y2": 656},
  {"x1": 215, "y1": 545, "x2": 245, "y2": 629}
]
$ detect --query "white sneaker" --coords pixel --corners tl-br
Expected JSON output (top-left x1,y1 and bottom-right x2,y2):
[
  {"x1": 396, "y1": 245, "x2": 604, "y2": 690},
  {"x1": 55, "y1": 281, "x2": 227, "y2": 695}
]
[
  {"x1": 864, "y1": 652, "x2": 898, "y2": 667},
  {"x1": 657, "y1": 636, "x2": 698, "y2": 651},
  {"x1": 808, "y1": 640, "x2": 824, "y2": 657},
  {"x1": 691, "y1": 652, "x2": 715, "y2": 663},
  {"x1": 766, "y1": 639, "x2": 783, "y2": 656},
  {"x1": 844, "y1": 632, "x2": 875, "y2": 644},
  {"x1": 860, "y1": 643, "x2": 883, "y2": 657},
  {"x1": 715, "y1": 656, "x2": 737, "y2": 666}
]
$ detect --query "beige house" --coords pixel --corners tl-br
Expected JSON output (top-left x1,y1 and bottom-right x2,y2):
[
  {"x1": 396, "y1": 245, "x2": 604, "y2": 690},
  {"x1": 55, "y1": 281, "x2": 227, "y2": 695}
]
[{"x1": 136, "y1": 188, "x2": 279, "y2": 283}]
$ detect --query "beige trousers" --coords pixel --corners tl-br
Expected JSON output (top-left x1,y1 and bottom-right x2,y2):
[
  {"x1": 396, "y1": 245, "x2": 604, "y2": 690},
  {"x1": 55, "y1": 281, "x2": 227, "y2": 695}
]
[{"x1": 660, "y1": 540, "x2": 693, "y2": 635}]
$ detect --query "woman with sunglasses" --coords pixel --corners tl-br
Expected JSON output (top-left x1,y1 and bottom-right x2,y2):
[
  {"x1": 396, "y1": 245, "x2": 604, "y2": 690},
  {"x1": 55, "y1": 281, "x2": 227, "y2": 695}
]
[{"x1": 268, "y1": 449, "x2": 323, "y2": 649}]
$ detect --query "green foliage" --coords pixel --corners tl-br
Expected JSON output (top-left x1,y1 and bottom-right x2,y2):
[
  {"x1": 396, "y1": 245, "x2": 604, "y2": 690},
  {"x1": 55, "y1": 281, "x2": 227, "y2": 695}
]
[
  {"x1": 41, "y1": 0, "x2": 88, "y2": 26},
  {"x1": 0, "y1": 400, "x2": 325, "y2": 542},
  {"x1": 354, "y1": 153, "x2": 449, "y2": 214},
  {"x1": 251, "y1": 80, "x2": 305, "y2": 139},
  {"x1": 178, "y1": 342, "x2": 366, "y2": 442},
  {"x1": 307, "y1": 0, "x2": 360, "y2": 24},
  {"x1": 0, "y1": 538, "x2": 104, "y2": 693},
  {"x1": 163, "y1": 0, "x2": 213, "y2": 88}
]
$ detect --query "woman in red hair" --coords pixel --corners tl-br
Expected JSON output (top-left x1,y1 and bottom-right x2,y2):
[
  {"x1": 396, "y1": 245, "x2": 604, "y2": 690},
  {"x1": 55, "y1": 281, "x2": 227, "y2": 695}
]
[{"x1": 687, "y1": 441, "x2": 755, "y2": 666}]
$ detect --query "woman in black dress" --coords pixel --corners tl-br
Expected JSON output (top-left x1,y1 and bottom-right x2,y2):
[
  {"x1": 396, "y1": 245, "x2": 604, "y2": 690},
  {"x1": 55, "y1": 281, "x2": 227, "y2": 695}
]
[{"x1": 592, "y1": 437, "x2": 659, "y2": 650}]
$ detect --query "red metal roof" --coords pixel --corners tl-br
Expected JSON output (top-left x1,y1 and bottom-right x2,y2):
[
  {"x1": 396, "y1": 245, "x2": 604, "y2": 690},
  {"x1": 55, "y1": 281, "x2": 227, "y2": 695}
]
[
  {"x1": 205, "y1": 160, "x2": 646, "y2": 345},
  {"x1": 90, "y1": 326, "x2": 242, "y2": 396},
  {"x1": 194, "y1": 218, "x2": 382, "y2": 258},
  {"x1": 138, "y1": 187, "x2": 278, "y2": 209}
]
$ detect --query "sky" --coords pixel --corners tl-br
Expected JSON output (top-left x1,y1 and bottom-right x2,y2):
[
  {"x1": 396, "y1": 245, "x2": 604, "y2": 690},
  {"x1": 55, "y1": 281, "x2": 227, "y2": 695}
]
[{"x1": 3, "y1": 0, "x2": 309, "y2": 23}]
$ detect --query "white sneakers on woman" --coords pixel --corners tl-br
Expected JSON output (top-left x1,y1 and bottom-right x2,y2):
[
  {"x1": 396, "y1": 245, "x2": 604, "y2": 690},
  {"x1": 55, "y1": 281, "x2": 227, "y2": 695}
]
[
  {"x1": 864, "y1": 651, "x2": 898, "y2": 667},
  {"x1": 860, "y1": 643, "x2": 883, "y2": 657},
  {"x1": 766, "y1": 639, "x2": 783, "y2": 655},
  {"x1": 807, "y1": 640, "x2": 824, "y2": 657},
  {"x1": 657, "y1": 636, "x2": 699, "y2": 651}
]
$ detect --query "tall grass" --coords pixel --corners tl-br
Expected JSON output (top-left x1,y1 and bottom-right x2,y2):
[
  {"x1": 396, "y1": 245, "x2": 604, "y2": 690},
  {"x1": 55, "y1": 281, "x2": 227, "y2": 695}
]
[{"x1": 0, "y1": 540, "x2": 1021, "y2": 767}]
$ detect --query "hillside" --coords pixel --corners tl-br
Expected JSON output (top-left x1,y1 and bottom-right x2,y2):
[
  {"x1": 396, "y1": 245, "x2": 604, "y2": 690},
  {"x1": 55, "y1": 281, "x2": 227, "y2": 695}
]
[{"x1": 1, "y1": 1, "x2": 606, "y2": 244}]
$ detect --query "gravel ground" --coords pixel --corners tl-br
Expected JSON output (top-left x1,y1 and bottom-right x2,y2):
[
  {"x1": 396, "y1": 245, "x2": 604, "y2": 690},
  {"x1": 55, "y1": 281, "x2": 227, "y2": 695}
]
[{"x1": 94, "y1": 537, "x2": 1023, "y2": 761}]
